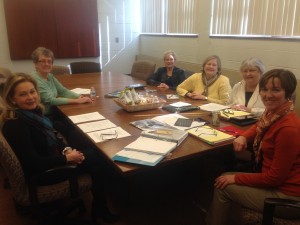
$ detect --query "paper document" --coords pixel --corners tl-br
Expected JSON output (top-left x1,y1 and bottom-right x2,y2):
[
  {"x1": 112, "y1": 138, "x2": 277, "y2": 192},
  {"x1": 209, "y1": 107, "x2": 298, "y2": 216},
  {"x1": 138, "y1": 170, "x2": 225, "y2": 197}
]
[
  {"x1": 199, "y1": 103, "x2": 230, "y2": 112},
  {"x1": 169, "y1": 102, "x2": 191, "y2": 107},
  {"x1": 77, "y1": 119, "x2": 117, "y2": 133},
  {"x1": 87, "y1": 127, "x2": 131, "y2": 143},
  {"x1": 166, "y1": 94, "x2": 180, "y2": 100},
  {"x1": 71, "y1": 88, "x2": 91, "y2": 95},
  {"x1": 68, "y1": 112, "x2": 105, "y2": 124}
]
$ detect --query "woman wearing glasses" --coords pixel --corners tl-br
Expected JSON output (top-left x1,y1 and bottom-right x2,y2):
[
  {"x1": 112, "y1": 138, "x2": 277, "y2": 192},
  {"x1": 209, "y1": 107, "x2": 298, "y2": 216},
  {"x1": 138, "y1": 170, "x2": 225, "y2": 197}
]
[
  {"x1": 229, "y1": 58, "x2": 265, "y2": 116},
  {"x1": 31, "y1": 47, "x2": 92, "y2": 116},
  {"x1": 31, "y1": 47, "x2": 92, "y2": 146},
  {"x1": 176, "y1": 55, "x2": 231, "y2": 105},
  {"x1": 0, "y1": 73, "x2": 120, "y2": 223},
  {"x1": 207, "y1": 69, "x2": 300, "y2": 225}
]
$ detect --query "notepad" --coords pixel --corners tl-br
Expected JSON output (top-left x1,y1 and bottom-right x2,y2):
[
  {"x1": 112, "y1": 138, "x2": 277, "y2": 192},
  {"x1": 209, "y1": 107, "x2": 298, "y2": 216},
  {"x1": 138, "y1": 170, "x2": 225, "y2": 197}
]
[
  {"x1": 220, "y1": 110, "x2": 251, "y2": 118},
  {"x1": 188, "y1": 125, "x2": 235, "y2": 145},
  {"x1": 68, "y1": 112, "x2": 105, "y2": 124}
]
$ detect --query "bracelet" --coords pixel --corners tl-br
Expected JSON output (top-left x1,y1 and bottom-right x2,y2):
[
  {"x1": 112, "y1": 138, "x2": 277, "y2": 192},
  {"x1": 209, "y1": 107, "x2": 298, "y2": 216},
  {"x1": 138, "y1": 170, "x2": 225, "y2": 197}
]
[{"x1": 62, "y1": 147, "x2": 72, "y2": 155}]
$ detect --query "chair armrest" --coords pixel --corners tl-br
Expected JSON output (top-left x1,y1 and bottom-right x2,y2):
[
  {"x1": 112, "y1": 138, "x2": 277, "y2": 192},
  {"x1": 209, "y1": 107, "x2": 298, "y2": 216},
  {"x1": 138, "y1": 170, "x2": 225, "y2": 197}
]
[
  {"x1": 28, "y1": 165, "x2": 79, "y2": 206},
  {"x1": 265, "y1": 198, "x2": 300, "y2": 209},
  {"x1": 262, "y1": 198, "x2": 300, "y2": 225}
]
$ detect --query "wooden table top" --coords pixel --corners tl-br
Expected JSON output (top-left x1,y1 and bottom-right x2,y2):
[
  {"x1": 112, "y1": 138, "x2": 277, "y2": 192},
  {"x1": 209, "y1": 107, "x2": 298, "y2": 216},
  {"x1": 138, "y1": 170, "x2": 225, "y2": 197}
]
[{"x1": 56, "y1": 72, "x2": 248, "y2": 176}]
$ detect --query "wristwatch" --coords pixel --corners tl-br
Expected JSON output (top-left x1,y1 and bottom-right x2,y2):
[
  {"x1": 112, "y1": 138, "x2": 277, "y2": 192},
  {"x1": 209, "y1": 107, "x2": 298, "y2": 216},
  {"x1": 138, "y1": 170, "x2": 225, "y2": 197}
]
[{"x1": 62, "y1": 147, "x2": 72, "y2": 155}]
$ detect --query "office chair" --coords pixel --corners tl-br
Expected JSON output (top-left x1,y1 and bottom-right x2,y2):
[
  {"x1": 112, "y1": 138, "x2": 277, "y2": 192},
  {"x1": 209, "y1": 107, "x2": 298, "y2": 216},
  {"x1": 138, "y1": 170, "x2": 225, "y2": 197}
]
[
  {"x1": 69, "y1": 62, "x2": 101, "y2": 74},
  {"x1": 51, "y1": 65, "x2": 71, "y2": 75},
  {"x1": 0, "y1": 67, "x2": 12, "y2": 93},
  {"x1": 241, "y1": 198, "x2": 300, "y2": 225},
  {"x1": 184, "y1": 70, "x2": 195, "y2": 78},
  {"x1": 130, "y1": 60, "x2": 156, "y2": 81},
  {"x1": 0, "y1": 131, "x2": 93, "y2": 224}
]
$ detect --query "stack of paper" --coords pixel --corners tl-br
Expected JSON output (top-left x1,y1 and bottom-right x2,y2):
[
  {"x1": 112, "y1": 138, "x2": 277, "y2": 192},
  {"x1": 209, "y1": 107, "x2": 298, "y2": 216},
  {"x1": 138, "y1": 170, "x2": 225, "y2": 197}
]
[
  {"x1": 199, "y1": 103, "x2": 229, "y2": 112},
  {"x1": 112, "y1": 150, "x2": 164, "y2": 167},
  {"x1": 112, "y1": 136, "x2": 177, "y2": 166}
]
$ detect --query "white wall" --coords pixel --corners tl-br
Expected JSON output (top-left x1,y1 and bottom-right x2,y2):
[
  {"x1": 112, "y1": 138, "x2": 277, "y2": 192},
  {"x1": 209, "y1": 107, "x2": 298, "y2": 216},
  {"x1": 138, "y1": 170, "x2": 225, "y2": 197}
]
[
  {"x1": 1, "y1": 0, "x2": 300, "y2": 78},
  {"x1": 0, "y1": 0, "x2": 139, "y2": 74},
  {"x1": 139, "y1": 1, "x2": 300, "y2": 79}
]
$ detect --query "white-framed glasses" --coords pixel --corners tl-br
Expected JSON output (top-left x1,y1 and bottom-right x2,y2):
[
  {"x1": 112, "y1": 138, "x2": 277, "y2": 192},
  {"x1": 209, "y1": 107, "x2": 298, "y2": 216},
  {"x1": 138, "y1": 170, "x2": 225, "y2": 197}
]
[
  {"x1": 99, "y1": 130, "x2": 118, "y2": 140},
  {"x1": 195, "y1": 127, "x2": 217, "y2": 136}
]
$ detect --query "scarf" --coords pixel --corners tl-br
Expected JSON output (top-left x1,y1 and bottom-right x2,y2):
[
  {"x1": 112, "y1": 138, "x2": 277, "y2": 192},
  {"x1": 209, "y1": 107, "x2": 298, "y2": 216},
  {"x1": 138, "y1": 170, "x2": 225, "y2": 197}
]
[
  {"x1": 201, "y1": 73, "x2": 220, "y2": 96},
  {"x1": 16, "y1": 109, "x2": 59, "y2": 153},
  {"x1": 252, "y1": 101, "x2": 294, "y2": 172}
]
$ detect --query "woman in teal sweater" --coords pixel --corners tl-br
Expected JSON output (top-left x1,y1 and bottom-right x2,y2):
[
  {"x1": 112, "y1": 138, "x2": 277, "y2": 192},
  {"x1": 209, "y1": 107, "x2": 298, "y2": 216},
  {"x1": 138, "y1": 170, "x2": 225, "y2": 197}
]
[
  {"x1": 31, "y1": 47, "x2": 92, "y2": 116},
  {"x1": 31, "y1": 47, "x2": 92, "y2": 147}
]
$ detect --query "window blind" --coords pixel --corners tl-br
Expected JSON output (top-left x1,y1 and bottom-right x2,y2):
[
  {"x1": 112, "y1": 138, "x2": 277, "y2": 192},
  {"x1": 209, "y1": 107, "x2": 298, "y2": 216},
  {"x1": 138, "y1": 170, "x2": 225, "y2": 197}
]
[
  {"x1": 140, "y1": 0, "x2": 198, "y2": 34},
  {"x1": 211, "y1": 0, "x2": 300, "y2": 37}
]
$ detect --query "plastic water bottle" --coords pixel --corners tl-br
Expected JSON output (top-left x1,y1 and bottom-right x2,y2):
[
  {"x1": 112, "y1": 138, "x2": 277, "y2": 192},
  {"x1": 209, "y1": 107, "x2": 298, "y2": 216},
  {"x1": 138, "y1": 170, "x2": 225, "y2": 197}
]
[{"x1": 90, "y1": 87, "x2": 96, "y2": 100}]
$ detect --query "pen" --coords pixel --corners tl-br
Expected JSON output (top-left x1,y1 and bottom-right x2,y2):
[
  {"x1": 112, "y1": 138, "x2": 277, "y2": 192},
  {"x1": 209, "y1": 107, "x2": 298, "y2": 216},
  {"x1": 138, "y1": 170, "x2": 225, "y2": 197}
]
[{"x1": 219, "y1": 129, "x2": 239, "y2": 134}]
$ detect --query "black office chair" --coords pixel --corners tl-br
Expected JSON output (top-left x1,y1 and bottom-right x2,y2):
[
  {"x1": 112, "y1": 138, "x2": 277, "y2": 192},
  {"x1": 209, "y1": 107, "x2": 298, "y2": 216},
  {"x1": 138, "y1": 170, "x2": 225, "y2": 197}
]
[
  {"x1": 184, "y1": 70, "x2": 195, "y2": 78},
  {"x1": 0, "y1": 131, "x2": 93, "y2": 224},
  {"x1": 241, "y1": 198, "x2": 300, "y2": 225},
  {"x1": 69, "y1": 62, "x2": 101, "y2": 74}
]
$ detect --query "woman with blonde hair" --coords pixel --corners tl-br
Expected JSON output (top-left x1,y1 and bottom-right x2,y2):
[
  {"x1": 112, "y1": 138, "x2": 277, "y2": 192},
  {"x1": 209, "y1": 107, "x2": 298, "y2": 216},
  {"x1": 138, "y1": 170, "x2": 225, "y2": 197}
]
[
  {"x1": 177, "y1": 55, "x2": 231, "y2": 105},
  {"x1": 147, "y1": 50, "x2": 186, "y2": 90},
  {"x1": 1, "y1": 73, "x2": 119, "y2": 223}
]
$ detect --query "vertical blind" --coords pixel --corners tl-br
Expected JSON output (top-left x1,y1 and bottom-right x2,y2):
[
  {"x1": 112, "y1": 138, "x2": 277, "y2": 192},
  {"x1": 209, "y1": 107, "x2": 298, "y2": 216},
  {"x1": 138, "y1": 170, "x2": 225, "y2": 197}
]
[
  {"x1": 140, "y1": 0, "x2": 198, "y2": 34},
  {"x1": 211, "y1": 0, "x2": 300, "y2": 37}
]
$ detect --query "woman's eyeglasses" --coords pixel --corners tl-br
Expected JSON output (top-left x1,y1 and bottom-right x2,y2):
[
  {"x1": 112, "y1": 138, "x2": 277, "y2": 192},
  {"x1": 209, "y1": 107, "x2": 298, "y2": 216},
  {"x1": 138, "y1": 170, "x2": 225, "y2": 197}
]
[{"x1": 38, "y1": 59, "x2": 53, "y2": 65}]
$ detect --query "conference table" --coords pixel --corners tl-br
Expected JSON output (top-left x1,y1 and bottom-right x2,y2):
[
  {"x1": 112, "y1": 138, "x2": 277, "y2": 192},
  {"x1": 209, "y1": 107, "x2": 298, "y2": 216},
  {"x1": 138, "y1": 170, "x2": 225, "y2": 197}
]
[{"x1": 55, "y1": 71, "x2": 248, "y2": 176}]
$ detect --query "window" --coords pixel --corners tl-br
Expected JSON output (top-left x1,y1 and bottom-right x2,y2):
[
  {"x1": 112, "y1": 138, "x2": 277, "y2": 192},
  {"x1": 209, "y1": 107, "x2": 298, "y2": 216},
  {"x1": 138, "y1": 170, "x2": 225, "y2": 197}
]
[
  {"x1": 211, "y1": 0, "x2": 300, "y2": 38},
  {"x1": 140, "y1": 0, "x2": 198, "y2": 34}
]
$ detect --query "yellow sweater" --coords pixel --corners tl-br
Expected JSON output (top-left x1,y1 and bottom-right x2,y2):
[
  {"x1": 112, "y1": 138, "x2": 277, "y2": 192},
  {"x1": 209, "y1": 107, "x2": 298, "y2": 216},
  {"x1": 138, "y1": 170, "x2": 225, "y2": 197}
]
[{"x1": 176, "y1": 73, "x2": 231, "y2": 105}]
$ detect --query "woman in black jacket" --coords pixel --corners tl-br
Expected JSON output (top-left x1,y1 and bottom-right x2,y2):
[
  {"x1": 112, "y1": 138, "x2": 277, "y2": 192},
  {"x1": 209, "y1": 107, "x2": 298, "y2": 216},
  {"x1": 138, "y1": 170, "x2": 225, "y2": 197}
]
[
  {"x1": 147, "y1": 50, "x2": 186, "y2": 90},
  {"x1": 0, "y1": 73, "x2": 119, "y2": 223}
]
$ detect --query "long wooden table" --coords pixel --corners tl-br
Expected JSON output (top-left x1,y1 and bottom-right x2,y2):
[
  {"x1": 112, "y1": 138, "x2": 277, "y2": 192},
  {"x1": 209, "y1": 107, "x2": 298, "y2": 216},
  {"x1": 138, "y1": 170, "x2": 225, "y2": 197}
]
[{"x1": 56, "y1": 72, "x2": 246, "y2": 176}]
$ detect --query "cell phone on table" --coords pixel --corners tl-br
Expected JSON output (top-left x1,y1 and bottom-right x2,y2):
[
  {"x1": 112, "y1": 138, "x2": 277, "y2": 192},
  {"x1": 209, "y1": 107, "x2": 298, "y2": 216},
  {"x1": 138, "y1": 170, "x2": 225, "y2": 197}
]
[{"x1": 194, "y1": 117, "x2": 210, "y2": 124}]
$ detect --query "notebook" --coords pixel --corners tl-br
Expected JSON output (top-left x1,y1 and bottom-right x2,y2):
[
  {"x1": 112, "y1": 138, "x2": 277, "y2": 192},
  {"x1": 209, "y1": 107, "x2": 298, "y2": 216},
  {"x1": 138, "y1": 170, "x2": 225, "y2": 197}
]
[{"x1": 188, "y1": 125, "x2": 235, "y2": 145}]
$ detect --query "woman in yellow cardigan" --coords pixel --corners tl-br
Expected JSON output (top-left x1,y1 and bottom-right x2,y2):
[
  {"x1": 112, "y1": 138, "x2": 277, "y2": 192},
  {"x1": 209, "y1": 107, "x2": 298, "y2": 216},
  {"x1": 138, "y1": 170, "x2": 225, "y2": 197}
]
[{"x1": 176, "y1": 55, "x2": 231, "y2": 105}]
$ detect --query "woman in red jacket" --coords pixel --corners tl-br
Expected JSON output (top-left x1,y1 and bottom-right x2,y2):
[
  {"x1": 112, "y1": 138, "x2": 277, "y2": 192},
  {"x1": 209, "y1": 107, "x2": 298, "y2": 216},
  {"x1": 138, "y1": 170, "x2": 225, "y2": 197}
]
[{"x1": 207, "y1": 69, "x2": 300, "y2": 225}]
